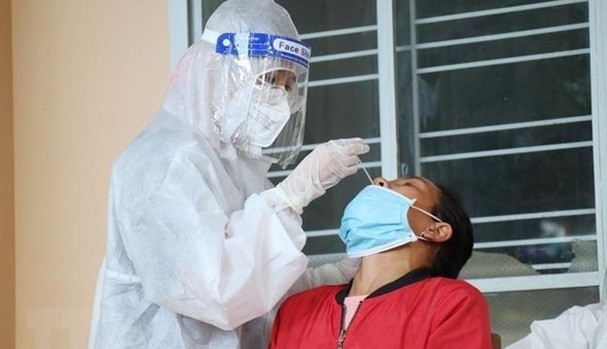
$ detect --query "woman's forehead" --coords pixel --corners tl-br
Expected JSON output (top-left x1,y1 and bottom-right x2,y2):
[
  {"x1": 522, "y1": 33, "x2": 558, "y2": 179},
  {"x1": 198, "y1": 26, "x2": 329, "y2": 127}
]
[
  {"x1": 396, "y1": 176, "x2": 436, "y2": 189},
  {"x1": 398, "y1": 176, "x2": 441, "y2": 201}
]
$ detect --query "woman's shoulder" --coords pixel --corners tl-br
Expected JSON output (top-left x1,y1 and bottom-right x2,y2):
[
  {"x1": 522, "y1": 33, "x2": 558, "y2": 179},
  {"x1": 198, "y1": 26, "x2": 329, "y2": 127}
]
[{"x1": 422, "y1": 276, "x2": 485, "y2": 298}]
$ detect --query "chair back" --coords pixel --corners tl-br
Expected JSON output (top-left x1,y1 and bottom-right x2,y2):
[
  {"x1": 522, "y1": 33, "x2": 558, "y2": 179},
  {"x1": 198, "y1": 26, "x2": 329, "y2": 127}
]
[{"x1": 491, "y1": 333, "x2": 501, "y2": 349}]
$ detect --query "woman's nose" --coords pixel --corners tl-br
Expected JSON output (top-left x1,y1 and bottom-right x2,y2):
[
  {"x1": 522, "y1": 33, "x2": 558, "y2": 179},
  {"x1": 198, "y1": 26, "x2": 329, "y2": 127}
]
[{"x1": 373, "y1": 177, "x2": 390, "y2": 188}]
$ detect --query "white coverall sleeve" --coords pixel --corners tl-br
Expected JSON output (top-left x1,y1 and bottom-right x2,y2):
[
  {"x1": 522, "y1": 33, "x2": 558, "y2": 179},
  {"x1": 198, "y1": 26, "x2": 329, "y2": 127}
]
[
  {"x1": 119, "y1": 156, "x2": 308, "y2": 331},
  {"x1": 259, "y1": 187, "x2": 306, "y2": 250},
  {"x1": 506, "y1": 303, "x2": 607, "y2": 349}
]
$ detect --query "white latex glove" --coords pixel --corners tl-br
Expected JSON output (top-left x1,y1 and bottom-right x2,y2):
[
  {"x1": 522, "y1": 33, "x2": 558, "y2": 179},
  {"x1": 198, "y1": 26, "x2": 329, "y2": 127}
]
[{"x1": 276, "y1": 138, "x2": 370, "y2": 213}]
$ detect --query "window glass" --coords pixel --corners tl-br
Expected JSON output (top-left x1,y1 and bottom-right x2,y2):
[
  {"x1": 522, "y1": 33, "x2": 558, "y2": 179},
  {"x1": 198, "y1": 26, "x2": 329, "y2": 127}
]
[
  {"x1": 464, "y1": 217, "x2": 597, "y2": 276},
  {"x1": 395, "y1": 50, "x2": 416, "y2": 176},
  {"x1": 309, "y1": 56, "x2": 378, "y2": 81},
  {"x1": 418, "y1": 30, "x2": 589, "y2": 68},
  {"x1": 305, "y1": 33, "x2": 377, "y2": 57},
  {"x1": 303, "y1": 234, "x2": 345, "y2": 255},
  {"x1": 418, "y1": 3, "x2": 588, "y2": 43},
  {"x1": 304, "y1": 82, "x2": 380, "y2": 143},
  {"x1": 421, "y1": 122, "x2": 592, "y2": 155},
  {"x1": 422, "y1": 149, "x2": 595, "y2": 216},
  {"x1": 474, "y1": 215, "x2": 596, "y2": 243},
  {"x1": 394, "y1": 0, "x2": 412, "y2": 46},
  {"x1": 417, "y1": 56, "x2": 591, "y2": 131},
  {"x1": 276, "y1": 0, "x2": 376, "y2": 33},
  {"x1": 415, "y1": 0, "x2": 587, "y2": 26}
]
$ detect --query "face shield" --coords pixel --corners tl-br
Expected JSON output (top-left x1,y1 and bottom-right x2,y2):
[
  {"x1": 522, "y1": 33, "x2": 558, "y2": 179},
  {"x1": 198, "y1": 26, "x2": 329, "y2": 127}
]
[{"x1": 202, "y1": 30, "x2": 310, "y2": 168}]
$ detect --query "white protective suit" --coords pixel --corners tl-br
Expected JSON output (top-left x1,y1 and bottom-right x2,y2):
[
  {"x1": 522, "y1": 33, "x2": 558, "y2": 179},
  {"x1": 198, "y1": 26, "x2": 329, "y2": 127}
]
[
  {"x1": 88, "y1": 0, "x2": 368, "y2": 348},
  {"x1": 506, "y1": 303, "x2": 607, "y2": 349}
]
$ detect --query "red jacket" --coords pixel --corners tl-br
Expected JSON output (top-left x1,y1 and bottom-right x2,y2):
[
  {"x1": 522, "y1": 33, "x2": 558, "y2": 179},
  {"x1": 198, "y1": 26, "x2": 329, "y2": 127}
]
[{"x1": 270, "y1": 268, "x2": 492, "y2": 349}]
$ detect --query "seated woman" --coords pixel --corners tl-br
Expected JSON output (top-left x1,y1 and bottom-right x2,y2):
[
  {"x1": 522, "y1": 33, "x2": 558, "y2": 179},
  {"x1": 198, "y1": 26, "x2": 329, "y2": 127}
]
[{"x1": 269, "y1": 176, "x2": 493, "y2": 349}]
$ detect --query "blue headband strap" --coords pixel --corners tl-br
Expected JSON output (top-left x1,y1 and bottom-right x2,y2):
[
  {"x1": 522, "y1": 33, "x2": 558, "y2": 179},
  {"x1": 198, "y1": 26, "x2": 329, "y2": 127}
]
[{"x1": 201, "y1": 30, "x2": 311, "y2": 69}]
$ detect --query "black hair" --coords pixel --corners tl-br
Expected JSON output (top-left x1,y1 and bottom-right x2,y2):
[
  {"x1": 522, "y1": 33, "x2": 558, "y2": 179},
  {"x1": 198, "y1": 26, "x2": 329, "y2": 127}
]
[{"x1": 430, "y1": 184, "x2": 474, "y2": 279}]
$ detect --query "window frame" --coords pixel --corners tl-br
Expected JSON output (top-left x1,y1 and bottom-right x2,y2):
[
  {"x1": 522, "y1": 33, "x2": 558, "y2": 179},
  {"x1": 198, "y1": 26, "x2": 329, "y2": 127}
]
[
  {"x1": 589, "y1": 0, "x2": 607, "y2": 301},
  {"x1": 170, "y1": 0, "x2": 607, "y2": 300}
]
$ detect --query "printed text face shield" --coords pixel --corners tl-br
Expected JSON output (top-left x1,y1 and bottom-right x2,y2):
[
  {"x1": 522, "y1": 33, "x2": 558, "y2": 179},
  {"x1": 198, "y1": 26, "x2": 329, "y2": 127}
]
[{"x1": 205, "y1": 31, "x2": 310, "y2": 167}]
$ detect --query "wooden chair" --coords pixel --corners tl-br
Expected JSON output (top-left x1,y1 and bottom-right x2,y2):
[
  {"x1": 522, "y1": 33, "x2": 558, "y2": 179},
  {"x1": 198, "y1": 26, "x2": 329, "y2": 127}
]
[{"x1": 492, "y1": 333, "x2": 501, "y2": 349}]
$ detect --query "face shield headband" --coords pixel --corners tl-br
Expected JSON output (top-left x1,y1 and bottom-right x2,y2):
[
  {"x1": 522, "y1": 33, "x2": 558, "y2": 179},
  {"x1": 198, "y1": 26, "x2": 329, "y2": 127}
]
[{"x1": 202, "y1": 30, "x2": 311, "y2": 69}]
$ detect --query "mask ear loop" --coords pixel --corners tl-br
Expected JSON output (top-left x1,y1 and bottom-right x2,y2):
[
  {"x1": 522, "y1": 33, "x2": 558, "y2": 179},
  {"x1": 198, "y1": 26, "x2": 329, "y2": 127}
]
[
  {"x1": 409, "y1": 204, "x2": 443, "y2": 223},
  {"x1": 408, "y1": 202, "x2": 442, "y2": 242}
]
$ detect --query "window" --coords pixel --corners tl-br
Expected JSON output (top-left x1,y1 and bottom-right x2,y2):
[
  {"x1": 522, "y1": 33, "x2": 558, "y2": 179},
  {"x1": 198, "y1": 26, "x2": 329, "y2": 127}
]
[{"x1": 174, "y1": 0, "x2": 607, "y2": 345}]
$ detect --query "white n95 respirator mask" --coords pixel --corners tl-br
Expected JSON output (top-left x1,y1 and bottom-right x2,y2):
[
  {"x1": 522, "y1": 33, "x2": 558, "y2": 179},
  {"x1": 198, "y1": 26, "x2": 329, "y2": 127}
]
[
  {"x1": 225, "y1": 79, "x2": 295, "y2": 159},
  {"x1": 245, "y1": 84, "x2": 292, "y2": 148}
]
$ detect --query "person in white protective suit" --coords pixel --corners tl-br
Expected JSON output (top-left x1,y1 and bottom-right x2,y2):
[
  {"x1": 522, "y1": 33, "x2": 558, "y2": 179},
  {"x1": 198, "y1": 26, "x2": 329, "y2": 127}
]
[{"x1": 88, "y1": 0, "x2": 369, "y2": 348}]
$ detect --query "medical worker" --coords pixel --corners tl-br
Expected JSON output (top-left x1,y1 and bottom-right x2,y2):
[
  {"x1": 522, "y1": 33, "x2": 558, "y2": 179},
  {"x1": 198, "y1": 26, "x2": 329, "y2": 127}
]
[{"x1": 88, "y1": 0, "x2": 369, "y2": 347}]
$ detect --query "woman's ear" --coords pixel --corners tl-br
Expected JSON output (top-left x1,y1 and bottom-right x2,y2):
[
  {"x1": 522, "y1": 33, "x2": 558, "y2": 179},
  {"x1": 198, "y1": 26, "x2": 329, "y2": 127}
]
[{"x1": 421, "y1": 222, "x2": 452, "y2": 243}]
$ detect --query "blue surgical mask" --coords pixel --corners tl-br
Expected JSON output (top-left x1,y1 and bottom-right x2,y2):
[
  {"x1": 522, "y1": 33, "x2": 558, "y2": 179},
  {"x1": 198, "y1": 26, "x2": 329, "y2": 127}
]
[{"x1": 339, "y1": 185, "x2": 442, "y2": 258}]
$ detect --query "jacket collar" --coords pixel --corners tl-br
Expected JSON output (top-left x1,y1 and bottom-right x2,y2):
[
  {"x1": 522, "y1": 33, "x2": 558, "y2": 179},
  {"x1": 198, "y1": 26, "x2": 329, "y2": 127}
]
[{"x1": 335, "y1": 267, "x2": 434, "y2": 304}]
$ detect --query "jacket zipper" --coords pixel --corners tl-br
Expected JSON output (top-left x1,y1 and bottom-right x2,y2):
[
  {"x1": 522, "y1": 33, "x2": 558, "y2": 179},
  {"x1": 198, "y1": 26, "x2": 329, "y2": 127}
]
[{"x1": 337, "y1": 300, "x2": 364, "y2": 349}]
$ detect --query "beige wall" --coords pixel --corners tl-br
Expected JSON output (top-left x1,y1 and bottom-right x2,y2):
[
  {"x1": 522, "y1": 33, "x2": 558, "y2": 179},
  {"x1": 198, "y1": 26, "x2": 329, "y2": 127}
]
[
  {"x1": 12, "y1": 1, "x2": 171, "y2": 347},
  {"x1": 1, "y1": 0, "x2": 15, "y2": 347}
]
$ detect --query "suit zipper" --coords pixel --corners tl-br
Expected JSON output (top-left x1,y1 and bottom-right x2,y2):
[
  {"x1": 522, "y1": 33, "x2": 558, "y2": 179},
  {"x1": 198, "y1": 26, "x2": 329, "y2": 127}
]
[{"x1": 337, "y1": 300, "x2": 364, "y2": 349}]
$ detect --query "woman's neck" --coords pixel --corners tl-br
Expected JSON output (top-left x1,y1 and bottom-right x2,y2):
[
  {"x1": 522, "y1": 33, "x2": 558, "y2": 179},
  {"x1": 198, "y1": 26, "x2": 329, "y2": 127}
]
[{"x1": 348, "y1": 250, "x2": 431, "y2": 296}]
